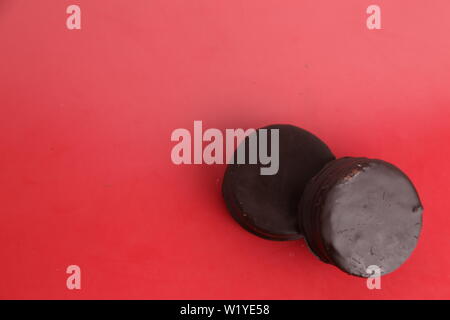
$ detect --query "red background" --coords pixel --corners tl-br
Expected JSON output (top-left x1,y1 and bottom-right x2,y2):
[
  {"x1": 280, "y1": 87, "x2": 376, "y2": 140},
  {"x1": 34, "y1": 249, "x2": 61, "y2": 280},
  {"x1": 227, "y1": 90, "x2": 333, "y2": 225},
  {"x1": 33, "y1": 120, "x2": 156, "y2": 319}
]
[{"x1": 1, "y1": 0, "x2": 449, "y2": 299}]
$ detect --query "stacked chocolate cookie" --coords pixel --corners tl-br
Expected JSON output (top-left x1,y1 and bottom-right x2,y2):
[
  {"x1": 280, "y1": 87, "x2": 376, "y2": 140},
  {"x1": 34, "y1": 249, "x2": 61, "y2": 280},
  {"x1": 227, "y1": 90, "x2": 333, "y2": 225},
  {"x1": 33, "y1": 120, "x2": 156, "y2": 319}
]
[{"x1": 222, "y1": 124, "x2": 423, "y2": 277}]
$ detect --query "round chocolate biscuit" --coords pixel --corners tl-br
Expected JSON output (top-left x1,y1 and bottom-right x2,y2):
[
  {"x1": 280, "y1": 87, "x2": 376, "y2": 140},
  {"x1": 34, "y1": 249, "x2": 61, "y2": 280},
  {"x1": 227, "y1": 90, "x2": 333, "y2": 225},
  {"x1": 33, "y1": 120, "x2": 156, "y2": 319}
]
[
  {"x1": 299, "y1": 157, "x2": 423, "y2": 277},
  {"x1": 222, "y1": 124, "x2": 335, "y2": 240}
]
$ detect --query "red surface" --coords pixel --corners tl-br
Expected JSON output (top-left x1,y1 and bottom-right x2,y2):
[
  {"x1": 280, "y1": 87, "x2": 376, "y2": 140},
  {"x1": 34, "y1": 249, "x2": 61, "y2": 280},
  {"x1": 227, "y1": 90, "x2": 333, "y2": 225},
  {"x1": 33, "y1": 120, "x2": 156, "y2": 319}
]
[{"x1": 1, "y1": 0, "x2": 449, "y2": 300}]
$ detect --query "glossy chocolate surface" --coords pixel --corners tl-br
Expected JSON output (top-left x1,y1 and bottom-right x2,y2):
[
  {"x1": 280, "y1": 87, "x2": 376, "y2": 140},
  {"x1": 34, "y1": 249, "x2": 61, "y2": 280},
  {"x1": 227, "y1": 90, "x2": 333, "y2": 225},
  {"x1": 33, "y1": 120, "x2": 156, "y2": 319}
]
[{"x1": 222, "y1": 124, "x2": 335, "y2": 240}]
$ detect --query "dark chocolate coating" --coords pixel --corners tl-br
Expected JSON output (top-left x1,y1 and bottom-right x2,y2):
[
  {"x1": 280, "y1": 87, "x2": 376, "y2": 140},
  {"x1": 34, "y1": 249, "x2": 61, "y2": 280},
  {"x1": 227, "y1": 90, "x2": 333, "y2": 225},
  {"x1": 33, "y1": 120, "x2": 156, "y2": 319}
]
[
  {"x1": 299, "y1": 157, "x2": 423, "y2": 277},
  {"x1": 222, "y1": 124, "x2": 335, "y2": 240}
]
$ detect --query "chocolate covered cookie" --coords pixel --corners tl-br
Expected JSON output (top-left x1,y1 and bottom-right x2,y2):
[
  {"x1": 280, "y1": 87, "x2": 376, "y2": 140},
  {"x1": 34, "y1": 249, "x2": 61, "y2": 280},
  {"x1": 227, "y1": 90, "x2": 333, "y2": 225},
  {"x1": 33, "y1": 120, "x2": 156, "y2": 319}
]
[
  {"x1": 299, "y1": 157, "x2": 423, "y2": 277},
  {"x1": 222, "y1": 124, "x2": 335, "y2": 240}
]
